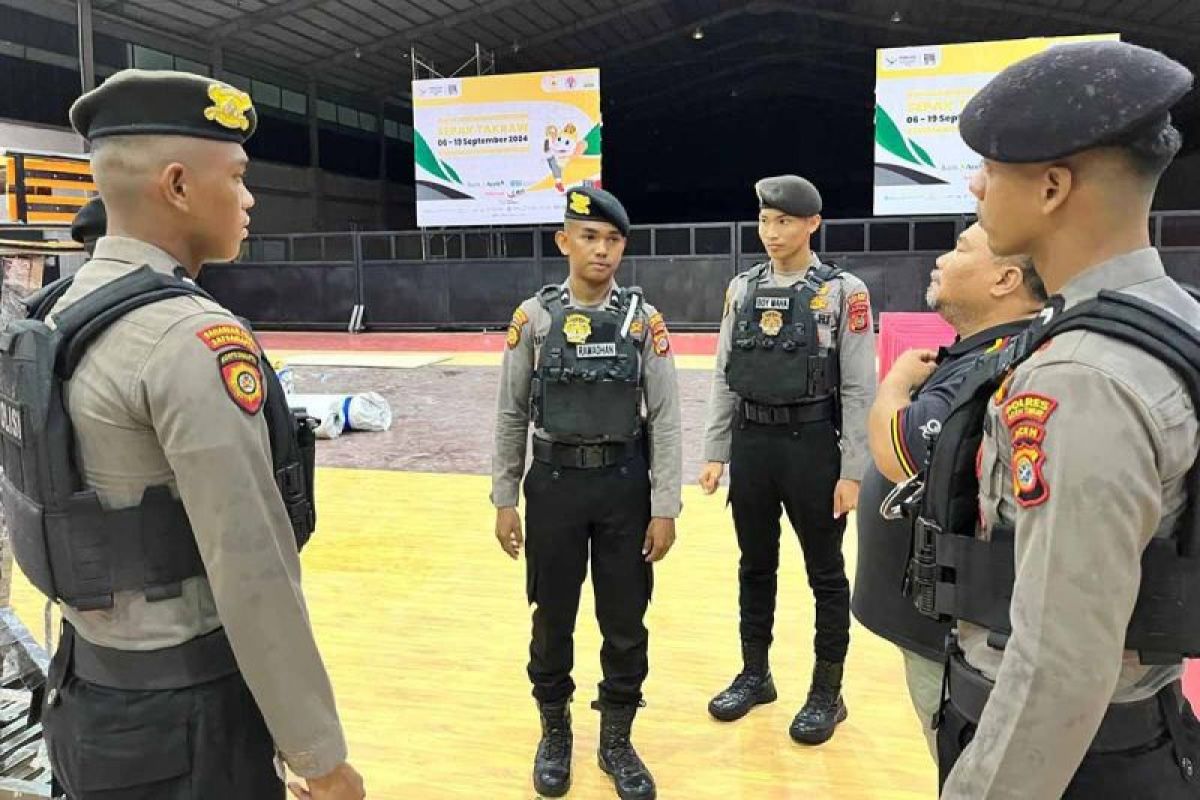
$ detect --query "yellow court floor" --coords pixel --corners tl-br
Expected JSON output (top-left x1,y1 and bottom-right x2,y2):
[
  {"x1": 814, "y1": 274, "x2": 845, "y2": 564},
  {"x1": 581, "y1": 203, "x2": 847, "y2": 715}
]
[{"x1": 11, "y1": 468, "x2": 936, "y2": 800}]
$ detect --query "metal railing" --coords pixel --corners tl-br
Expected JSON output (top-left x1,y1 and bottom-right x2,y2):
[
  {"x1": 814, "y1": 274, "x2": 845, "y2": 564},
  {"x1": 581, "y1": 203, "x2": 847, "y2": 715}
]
[{"x1": 239, "y1": 210, "x2": 1200, "y2": 265}]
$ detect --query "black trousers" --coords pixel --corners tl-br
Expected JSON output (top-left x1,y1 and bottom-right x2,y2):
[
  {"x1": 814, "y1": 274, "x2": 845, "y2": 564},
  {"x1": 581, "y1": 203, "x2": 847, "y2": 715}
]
[
  {"x1": 937, "y1": 685, "x2": 1200, "y2": 798},
  {"x1": 729, "y1": 417, "x2": 850, "y2": 663},
  {"x1": 43, "y1": 646, "x2": 284, "y2": 799},
  {"x1": 524, "y1": 451, "x2": 653, "y2": 707}
]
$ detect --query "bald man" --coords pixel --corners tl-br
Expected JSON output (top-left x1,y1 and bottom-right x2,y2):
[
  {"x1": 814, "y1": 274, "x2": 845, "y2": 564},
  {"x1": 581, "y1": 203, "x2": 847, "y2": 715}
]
[{"x1": 13, "y1": 71, "x2": 363, "y2": 799}]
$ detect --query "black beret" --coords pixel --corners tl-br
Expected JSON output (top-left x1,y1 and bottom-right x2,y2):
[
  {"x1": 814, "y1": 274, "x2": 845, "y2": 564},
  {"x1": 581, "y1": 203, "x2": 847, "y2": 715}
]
[
  {"x1": 755, "y1": 175, "x2": 822, "y2": 216},
  {"x1": 70, "y1": 196, "x2": 106, "y2": 246},
  {"x1": 564, "y1": 186, "x2": 630, "y2": 236},
  {"x1": 70, "y1": 69, "x2": 258, "y2": 144},
  {"x1": 960, "y1": 41, "x2": 1193, "y2": 163}
]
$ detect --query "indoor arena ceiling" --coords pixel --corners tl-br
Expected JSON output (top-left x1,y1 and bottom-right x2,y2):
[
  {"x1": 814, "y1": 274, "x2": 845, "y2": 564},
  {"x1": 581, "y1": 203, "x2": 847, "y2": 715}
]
[{"x1": 8, "y1": 0, "x2": 1200, "y2": 121}]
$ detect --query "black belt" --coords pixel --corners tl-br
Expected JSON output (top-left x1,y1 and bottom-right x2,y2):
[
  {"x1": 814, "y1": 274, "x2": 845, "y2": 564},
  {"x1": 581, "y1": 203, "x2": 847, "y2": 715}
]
[
  {"x1": 57, "y1": 622, "x2": 240, "y2": 692},
  {"x1": 740, "y1": 397, "x2": 835, "y2": 426},
  {"x1": 532, "y1": 436, "x2": 639, "y2": 470},
  {"x1": 948, "y1": 650, "x2": 1180, "y2": 753}
]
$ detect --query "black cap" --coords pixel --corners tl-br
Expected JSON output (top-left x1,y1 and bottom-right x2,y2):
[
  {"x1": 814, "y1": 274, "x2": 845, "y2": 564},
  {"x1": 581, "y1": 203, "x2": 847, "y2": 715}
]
[
  {"x1": 960, "y1": 41, "x2": 1193, "y2": 163},
  {"x1": 755, "y1": 175, "x2": 822, "y2": 217},
  {"x1": 70, "y1": 68, "x2": 258, "y2": 144},
  {"x1": 564, "y1": 186, "x2": 630, "y2": 236},
  {"x1": 70, "y1": 196, "x2": 106, "y2": 246}
]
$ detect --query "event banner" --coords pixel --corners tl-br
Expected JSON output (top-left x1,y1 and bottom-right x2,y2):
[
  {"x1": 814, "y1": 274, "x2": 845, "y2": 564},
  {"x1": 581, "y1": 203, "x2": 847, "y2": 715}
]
[
  {"x1": 412, "y1": 69, "x2": 602, "y2": 227},
  {"x1": 873, "y1": 34, "x2": 1118, "y2": 216}
]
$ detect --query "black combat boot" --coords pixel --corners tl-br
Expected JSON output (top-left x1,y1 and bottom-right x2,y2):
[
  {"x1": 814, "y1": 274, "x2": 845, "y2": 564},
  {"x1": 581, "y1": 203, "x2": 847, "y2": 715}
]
[
  {"x1": 533, "y1": 699, "x2": 572, "y2": 797},
  {"x1": 708, "y1": 641, "x2": 778, "y2": 722},
  {"x1": 595, "y1": 702, "x2": 656, "y2": 800},
  {"x1": 789, "y1": 660, "x2": 848, "y2": 745}
]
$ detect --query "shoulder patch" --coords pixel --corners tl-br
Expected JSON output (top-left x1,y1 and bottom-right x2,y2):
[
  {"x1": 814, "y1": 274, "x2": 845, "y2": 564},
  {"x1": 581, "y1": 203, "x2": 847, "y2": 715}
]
[
  {"x1": 847, "y1": 290, "x2": 871, "y2": 333},
  {"x1": 649, "y1": 312, "x2": 670, "y2": 355},
  {"x1": 506, "y1": 306, "x2": 530, "y2": 349},
  {"x1": 218, "y1": 348, "x2": 264, "y2": 415},
  {"x1": 197, "y1": 323, "x2": 258, "y2": 354},
  {"x1": 1003, "y1": 392, "x2": 1058, "y2": 509}
]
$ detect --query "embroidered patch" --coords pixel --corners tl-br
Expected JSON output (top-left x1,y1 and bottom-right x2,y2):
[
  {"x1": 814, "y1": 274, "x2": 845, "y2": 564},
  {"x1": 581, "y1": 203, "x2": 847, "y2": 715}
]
[
  {"x1": 756, "y1": 296, "x2": 790, "y2": 310},
  {"x1": 847, "y1": 290, "x2": 871, "y2": 333},
  {"x1": 563, "y1": 313, "x2": 592, "y2": 344},
  {"x1": 218, "y1": 349, "x2": 264, "y2": 415},
  {"x1": 809, "y1": 296, "x2": 827, "y2": 310},
  {"x1": 649, "y1": 312, "x2": 670, "y2": 355},
  {"x1": 760, "y1": 309, "x2": 784, "y2": 337},
  {"x1": 568, "y1": 191, "x2": 591, "y2": 215},
  {"x1": 993, "y1": 371, "x2": 1015, "y2": 406},
  {"x1": 197, "y1": 323, "x2": 258, "y2": 354},
  {"x1": 630, "y1": 319, "x2": 645, "y2": 338},
  {"x1": 1012, "y1": 442, "x2": 1050, "y2": 508},
  {"x1": 204, "y1": 84, "x2": 253, "y2": 131},
  {"x1": 1009, "y1": 423, "x2": 1046, "y2": 445},
  {"x1": 506, "y1": 307, "x2": 529, "y2": 349},
  {"x1": 1003, "y1": 393, "x2": 1058, "y2": 427},
  {"x1": 722, "y1": 288, "x2": 732, "y2": 319}
]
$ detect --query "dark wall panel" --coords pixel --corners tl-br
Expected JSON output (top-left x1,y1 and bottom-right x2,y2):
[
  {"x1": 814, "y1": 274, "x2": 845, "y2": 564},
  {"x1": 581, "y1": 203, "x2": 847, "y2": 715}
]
[
  {"x1": 210, "y1": 249, "x2": 1200, "y2": 330},
  {"x1": 200, "y1": 264, "x2": 355, "y2": 325}
]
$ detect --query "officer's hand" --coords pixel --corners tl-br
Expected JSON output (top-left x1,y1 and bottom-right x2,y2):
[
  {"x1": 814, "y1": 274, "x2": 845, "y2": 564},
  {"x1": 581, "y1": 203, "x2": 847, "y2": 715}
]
[
  {"x1": 833, "y1": 479, "x2": 860, "y2": 519},
  {"x1": 698, "y1": 461, "x2": 725, "y2": 494},
  {"x1": 495, "y1": 507, "x2": 524, "y2": 559},
  {"x1": 643, "y1": 517, "x2": 676, "y2": 562},
  {"x1": 288, "y1": 762, "x2": 365, "y2": 800},
  {"x1": 889, "y1": 348, "x2": 939, "y2": 391}
]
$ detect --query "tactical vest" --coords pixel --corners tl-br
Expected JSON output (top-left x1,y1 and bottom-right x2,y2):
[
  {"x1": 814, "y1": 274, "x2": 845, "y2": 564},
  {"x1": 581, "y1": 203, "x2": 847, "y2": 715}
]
[
  {"x1": 909, "y1": 289, "x2": 1200, "y2": 664},
  {"x1": 0, "y1": 266, "x2": 316, "y2": 614},
  {"x1": 726, "y1": 262, "x2": 842, "y2": 405},
  {"x1": 531, "y1": 284, "x2": 643, "y2": 440}
]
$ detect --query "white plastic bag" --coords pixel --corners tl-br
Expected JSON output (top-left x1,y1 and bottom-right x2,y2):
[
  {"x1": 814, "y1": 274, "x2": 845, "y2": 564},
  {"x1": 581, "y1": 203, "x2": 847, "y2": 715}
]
[{"x1": 288, "y1": 393, "x2": 393, "y2": 433}]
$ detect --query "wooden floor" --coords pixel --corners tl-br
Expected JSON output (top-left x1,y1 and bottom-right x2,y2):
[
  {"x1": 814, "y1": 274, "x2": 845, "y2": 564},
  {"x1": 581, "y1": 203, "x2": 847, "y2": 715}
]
[{"x1": 10, "y1": 468, "x2": 937, "y2": 799}]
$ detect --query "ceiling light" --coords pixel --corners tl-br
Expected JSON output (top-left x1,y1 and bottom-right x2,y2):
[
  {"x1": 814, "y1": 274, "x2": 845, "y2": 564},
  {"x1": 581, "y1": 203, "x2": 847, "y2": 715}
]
[
  {"x1": 891, "y1": 10, "x2": 903, "y2": 23},
  {"x1": 354, "y1": 46, "x2": 362, "y2": 59},
  {"x1": 692, "y1": 26, "x2": 705, "y2": 40}
]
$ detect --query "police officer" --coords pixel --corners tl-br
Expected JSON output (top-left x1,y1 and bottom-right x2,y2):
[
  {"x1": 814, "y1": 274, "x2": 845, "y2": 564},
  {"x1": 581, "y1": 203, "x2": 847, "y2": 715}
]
[
  {"x1": 70, "y1": 196, "x2": 106, "y2": 253},
  {"x1": 933, "y1": 42, "x2": 1200, "y2": 797},
  {"x1": 700, "y1": 175, "x2": 877, "y2": 744},
  {"x1": 12, "y1": 70, "x2": 363, "y2": 799},
  {"x1": 854, "y1": 222, "x2": 1044, "y2": 760},
  {"x1": 491, "y1": 186, "x2": 682, "y2": 800}
]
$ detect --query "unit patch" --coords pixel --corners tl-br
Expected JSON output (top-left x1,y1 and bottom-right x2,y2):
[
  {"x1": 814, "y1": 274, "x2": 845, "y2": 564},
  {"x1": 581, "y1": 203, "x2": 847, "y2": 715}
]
[
  {"x1": 847, "y1": 290, "x2": 870, "y2": 333},
  {"x1": 809, "y1": 296, "x2": 827, "y2": 310},
  {"x1": 649, "y1": 312, "x2": 670, "y2": 355},
  {"x1": 563, "y1": 313, "x2": 592, "y2": 344},
  {"x1": 506, "y1": 307, "x2": 529, "y2": 349},
  {"x1": 1003, "y1": 392, "x2": 1058, "y2": 508},
  {"x1": 196, "y1": 323, "x2": 258, "y2": 354},
  {"x1": 218, "y1": 349, "x2": 264, "y2": 415},
  {"x1": 755, "y1": 296, "x2": 790, "y2": 310},
  {"x1": 760, "y1": 309, "x2": 784, "y2": 337}
]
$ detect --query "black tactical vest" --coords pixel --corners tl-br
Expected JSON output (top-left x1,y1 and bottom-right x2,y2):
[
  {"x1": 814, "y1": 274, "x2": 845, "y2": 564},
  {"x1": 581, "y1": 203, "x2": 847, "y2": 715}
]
[
  {"x1": 531, "y1": 284, "x2": 643, "y2": 440},
  {"x1": 726, "y1": 262, "x2": 842, "y2": 405},
  {"x1": 0, "y1": 266, "x2": 316, "y2": 614},
  {"x1": 909, "y1": 289, "x2": 1200, "y2": 664}
]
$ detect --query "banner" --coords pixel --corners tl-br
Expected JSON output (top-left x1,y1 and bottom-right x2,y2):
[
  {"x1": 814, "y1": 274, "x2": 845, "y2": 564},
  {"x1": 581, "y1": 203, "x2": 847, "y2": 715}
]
[
  {"x1": 412, "y1": 69, "x2": 602, "y2": 227},
  {"x1": 873, "y1": 34, "x2": 1118, "y2": 216}
]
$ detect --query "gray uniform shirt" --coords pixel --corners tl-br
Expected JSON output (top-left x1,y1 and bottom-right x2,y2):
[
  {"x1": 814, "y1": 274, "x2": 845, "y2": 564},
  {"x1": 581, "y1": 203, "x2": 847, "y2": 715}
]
[
  {"x1": 48, "y1": 237, "x2": 346, "y2": 779},
  {"x1": 702, "y1": 253, "x2": 878, "y2": 480},
  {"x1": 944, "y1": 248, "x2": 1200, "y2": 798},
  {"x1": 491, "y1": 281, "x2": 683, "y2": 518}
]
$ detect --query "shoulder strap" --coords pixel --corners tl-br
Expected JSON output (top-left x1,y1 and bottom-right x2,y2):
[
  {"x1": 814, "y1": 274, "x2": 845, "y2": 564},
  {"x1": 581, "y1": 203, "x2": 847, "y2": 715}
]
[
  {"x1": 811, "y1": 261, "x2": 843, "y2": 284},
  {"x1": 1017, "y1": 291, "x2": 1200, "y2": 556},
  {"x1": 536, "y1": 284, "x2": 565, "y2": 314},
  {"x1": 51, "y1": 266, "x2": 211, "y2": 380},
  {"x1": 742, "y1": 262, "x2": 770, "y2": 283},
  {"x1": 22, "y1": 275, "x2": 76, "y2": 321}
]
